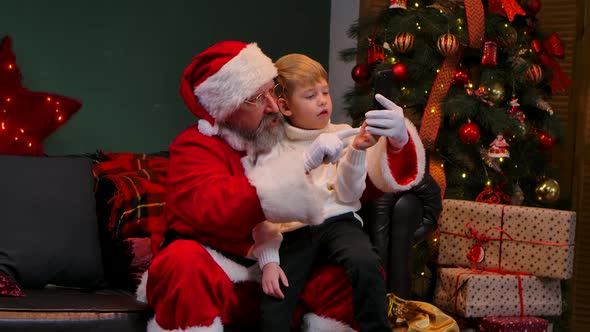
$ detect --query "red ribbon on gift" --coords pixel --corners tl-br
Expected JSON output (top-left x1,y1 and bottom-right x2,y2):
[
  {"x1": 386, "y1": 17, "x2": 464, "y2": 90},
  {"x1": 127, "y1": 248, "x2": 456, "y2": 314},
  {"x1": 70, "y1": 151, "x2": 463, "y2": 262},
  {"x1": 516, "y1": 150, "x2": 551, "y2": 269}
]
[
  {"x1": 488, "y1": 0, "x2": 526, "y2": 22},
  {"x1": 440, "y1": 204, "x2": 572, "y2": 271},
  {"x1": 452, "y1": 267, "x2": 530, "y2": 317},
  {"x1": 463, "y1": 221, "x2": 508, "y2": 264},
  {"x1": 531, "y1": 33, "x2": 572, "y2": 94}
]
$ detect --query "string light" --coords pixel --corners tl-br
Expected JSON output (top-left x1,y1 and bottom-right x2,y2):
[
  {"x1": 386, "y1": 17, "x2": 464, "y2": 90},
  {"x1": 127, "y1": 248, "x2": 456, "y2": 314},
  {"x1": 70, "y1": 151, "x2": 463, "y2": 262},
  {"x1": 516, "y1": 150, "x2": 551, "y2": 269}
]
[
  {"x1": 462, "y1": 173, "x2": 467, "y2": 178},
  {"x1": 486, "y1": 179, "x2": 492, "y2": 186}
]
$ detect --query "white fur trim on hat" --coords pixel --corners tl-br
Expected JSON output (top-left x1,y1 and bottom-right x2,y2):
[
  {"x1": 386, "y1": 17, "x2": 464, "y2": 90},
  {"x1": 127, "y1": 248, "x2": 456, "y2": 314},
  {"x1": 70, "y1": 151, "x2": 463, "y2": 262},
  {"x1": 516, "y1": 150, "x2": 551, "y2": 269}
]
[
  {"x1": 197, "y1": 119, "x2": 219, "y2": 136},
  {"x1": 194, "y1": 43, "x2": 277, "y2": 122},
  {"x1": 302, "y1": 313, "x2": 356, "y2": 332},
  {"x1": 147, "y1": 316, "x2": 223, "y2": 332},
  {"x1": 367, "y1": 119, "x2": 425, "y2": 192}
]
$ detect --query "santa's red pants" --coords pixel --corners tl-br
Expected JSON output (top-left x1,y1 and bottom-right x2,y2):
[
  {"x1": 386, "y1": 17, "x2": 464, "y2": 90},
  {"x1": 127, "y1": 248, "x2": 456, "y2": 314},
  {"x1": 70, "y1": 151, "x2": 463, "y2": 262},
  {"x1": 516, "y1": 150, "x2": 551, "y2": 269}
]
[{"x1": 147, "y1": 239, "x2": 359, "y2": 331}]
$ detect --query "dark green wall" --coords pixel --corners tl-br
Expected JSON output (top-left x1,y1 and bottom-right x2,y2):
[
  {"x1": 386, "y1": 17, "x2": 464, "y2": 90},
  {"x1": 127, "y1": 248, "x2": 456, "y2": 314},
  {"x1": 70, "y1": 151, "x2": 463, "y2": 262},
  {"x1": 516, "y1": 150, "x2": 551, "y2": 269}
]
[{"x1": 1, "y1": 0, "x2": 330, "y2": 154}]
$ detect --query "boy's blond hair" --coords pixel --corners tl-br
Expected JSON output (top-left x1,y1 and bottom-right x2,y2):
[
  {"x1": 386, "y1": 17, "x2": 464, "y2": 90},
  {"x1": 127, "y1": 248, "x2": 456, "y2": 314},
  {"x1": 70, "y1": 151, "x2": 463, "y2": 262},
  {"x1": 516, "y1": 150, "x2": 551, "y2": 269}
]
[{"x1": 275, "y1": 54, "x2": 328, "y2": 98}]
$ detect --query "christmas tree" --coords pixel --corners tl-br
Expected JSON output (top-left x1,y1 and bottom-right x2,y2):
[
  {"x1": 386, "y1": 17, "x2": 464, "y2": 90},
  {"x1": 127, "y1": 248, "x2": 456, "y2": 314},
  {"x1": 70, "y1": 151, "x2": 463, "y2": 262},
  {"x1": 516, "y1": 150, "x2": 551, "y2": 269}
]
[{"x1": 340, "y1": 0, "x2": 571, "y2": 207}]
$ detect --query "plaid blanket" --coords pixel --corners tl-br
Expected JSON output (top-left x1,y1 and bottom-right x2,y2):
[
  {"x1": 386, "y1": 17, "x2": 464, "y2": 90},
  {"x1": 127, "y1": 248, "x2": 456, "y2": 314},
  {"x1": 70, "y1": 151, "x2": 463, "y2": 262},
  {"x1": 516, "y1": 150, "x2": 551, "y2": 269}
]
[{"x1": 92, "y1": 152, "x2": 168, "y2": 241}]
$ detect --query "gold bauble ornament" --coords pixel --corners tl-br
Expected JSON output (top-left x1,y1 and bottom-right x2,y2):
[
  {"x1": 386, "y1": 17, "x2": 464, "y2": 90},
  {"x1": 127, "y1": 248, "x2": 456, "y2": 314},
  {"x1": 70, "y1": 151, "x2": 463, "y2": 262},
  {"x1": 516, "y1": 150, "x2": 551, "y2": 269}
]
[
  {"x1": 437, "y1": 33, "x2": 460, "y2": 57},
  {"x1": 534, "y1": 178, "x2": 560, "y2": 204},
  {"x1": 496, "y1": 26, "x2": 518, "y2": 48},
  {"x1": 392, "y1": 32, "x2": 415, "y2": 53},
  {"x1": 488, "y1": 82, "x2": 506, "y2": 104}
]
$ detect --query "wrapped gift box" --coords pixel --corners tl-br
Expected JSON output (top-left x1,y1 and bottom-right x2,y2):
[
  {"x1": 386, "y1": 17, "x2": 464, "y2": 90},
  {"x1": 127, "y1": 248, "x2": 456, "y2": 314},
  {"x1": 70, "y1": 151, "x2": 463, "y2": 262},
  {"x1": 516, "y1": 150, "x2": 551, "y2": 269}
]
[
  {"x1": 433, "y1": 267, "x2": 562, "y2": 318},
  {"x1": 437, "y1": 199, "x2": 576, "y2": 279},
  {"x1": 479, "y1": 316, "x2": 549, "y2": 332}
]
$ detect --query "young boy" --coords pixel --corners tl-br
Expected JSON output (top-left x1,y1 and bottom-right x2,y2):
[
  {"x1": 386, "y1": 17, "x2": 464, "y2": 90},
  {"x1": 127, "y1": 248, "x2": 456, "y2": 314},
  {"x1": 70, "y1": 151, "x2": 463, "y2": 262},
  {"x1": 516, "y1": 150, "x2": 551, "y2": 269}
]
[{"x1": 244, "y1": 54, "x2": 391, "y2": 332}]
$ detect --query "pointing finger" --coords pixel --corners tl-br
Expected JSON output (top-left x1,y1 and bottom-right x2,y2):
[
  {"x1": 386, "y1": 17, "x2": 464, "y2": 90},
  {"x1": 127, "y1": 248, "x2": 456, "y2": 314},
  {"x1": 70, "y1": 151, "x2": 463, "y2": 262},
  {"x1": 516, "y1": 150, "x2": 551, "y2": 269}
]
[{"x1": 335, "y1": 128, "x2": 361, "y2": 139}]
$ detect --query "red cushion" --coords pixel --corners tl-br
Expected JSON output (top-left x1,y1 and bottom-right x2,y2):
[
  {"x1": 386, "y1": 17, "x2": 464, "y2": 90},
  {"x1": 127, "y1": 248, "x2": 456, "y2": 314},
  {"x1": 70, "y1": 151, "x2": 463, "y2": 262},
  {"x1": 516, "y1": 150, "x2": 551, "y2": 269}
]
[{"x1": 0, "y1": 272, "x2": 25, "y2": 297}]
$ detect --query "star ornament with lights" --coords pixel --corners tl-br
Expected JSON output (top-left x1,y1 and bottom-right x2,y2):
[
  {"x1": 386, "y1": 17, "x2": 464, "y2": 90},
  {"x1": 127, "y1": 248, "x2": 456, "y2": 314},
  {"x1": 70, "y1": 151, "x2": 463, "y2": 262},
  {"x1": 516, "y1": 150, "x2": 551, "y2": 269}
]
[{"x1": 0, "y1": 36, "x2": 81, "y2": 156}]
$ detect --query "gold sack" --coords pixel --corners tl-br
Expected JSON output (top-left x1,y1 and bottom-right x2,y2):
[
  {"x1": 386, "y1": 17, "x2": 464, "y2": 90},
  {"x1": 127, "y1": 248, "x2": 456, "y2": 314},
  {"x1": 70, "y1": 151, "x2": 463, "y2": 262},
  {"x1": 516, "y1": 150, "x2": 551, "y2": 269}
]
[{"x1": 387, "y1": 293, "x2": 460, "y2": 332}]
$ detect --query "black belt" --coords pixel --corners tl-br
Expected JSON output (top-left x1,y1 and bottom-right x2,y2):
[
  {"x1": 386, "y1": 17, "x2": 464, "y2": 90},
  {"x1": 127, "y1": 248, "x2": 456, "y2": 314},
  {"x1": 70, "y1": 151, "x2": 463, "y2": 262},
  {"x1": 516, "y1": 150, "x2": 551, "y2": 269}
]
[{"x1": 162, "y1": 230, "x2": 257, "y2": 267}]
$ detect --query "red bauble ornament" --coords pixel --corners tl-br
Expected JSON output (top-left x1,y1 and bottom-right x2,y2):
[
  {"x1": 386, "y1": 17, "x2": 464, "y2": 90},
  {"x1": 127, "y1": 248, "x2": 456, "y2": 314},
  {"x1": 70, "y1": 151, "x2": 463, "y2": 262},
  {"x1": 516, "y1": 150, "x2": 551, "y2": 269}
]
[
  {"x1": 521, "y1": 0, "x2": 541, "y2": 15},
  {"x1": 459, "y1": 122, "x2": 481, "y2": 144},
  {"x1": 538, "y1": 132, "x2": 554, "y2": 150},
  {"x1": 437, "y1": 33, "x2": 460, "y2": 57},
  {"x1": 391, "y1": 62, "x2": 409, "y2": 83},
  {"x1": 392, "y1": 32, "x2": 415, "y2": 53},
  {"x1": 453, "y1": 69, "x2": 470, "y2": 86},
  {"x1": 351, "y1": 63, "x2": 369, "y2": 84},
  {"x1": 526, "y1": 63, "x2": 543, "y2": 84}
]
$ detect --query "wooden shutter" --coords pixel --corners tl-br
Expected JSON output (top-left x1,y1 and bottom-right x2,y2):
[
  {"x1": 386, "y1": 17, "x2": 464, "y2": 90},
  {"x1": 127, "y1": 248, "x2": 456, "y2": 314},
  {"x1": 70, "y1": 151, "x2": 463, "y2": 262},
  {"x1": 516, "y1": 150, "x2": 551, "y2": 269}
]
[{"x1": 538, "y1": 0, "x2": 587, "y2": 329}]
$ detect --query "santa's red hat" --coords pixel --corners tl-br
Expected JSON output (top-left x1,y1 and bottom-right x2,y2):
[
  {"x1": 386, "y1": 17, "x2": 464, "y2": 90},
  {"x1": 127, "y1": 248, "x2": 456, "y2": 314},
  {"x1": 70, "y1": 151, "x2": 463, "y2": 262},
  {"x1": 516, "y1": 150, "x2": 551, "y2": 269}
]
[{"x1": 179, "y1": 41, "x2": 277, "y2": 136}]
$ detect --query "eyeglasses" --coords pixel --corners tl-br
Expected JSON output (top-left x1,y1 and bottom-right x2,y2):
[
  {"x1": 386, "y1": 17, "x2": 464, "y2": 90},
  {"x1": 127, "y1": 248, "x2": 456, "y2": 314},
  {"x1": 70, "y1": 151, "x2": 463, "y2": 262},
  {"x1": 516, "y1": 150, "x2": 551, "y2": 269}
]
[{"x1": 243, "y1": 83, "x2": 281, "y2": 107}]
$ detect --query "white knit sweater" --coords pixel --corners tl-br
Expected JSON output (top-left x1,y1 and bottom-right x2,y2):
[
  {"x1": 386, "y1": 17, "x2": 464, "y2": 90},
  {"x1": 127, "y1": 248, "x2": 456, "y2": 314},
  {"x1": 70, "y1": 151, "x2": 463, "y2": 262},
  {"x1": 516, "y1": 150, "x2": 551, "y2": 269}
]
[{"x1": 244, "y1": 122, "x2": 367, "y2": 268}]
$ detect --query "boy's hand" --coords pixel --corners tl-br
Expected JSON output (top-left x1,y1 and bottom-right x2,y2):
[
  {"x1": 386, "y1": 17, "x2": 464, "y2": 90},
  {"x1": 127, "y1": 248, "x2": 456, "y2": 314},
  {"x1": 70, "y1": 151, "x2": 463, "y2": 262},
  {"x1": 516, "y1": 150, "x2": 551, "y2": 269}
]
[
  {"x1": 365, "y1": 94, "x2": 409, "y2": 152},
  {"x1": 352, "y1": 122, "x2": 378, "y2": 150},
  {"x1": 261, "y1": 262, "x2": 289, "y2": 299},
  {"x1": 303, "y1": 129, "x2": 359, "y2": 172}
]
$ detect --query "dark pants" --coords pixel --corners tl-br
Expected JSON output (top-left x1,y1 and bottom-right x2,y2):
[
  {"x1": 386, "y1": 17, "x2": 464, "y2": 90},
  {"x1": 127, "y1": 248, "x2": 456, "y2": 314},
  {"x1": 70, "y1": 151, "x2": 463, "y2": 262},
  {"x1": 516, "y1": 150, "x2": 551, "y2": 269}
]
[{"x1": 259, "y1": 212, "x2": 390, "y2": 332}]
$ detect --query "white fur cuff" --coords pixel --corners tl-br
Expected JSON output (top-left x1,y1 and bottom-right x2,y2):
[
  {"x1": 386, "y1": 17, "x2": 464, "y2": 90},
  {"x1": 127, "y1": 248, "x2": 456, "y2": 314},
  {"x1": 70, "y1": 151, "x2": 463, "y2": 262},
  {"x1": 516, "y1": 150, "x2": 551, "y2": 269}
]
[
  {"x1": 147, "y1": 317, "x2": 223, "y2": 332},
  {"x1": 302, "y1": 313, "x2": 356, "y2": 332},
  {"x1": 366, "y1": 118, "x2": 425, "y2": 192}
]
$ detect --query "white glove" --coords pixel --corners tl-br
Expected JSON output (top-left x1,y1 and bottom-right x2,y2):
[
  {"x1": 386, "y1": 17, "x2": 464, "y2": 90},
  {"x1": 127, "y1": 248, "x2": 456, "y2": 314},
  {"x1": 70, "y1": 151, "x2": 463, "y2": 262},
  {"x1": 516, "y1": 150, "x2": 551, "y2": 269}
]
[
  {"x1": 303, "y1": 129, "x2": 360, "y2": 173},
  {"x1": 365, "y1": 94, "x2": 409, "y2": 152}
]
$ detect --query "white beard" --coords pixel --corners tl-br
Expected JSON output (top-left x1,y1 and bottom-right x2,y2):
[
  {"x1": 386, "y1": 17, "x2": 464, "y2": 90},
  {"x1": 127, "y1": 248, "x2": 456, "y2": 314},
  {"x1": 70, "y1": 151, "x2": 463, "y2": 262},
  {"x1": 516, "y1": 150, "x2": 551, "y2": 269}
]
[{"x1": 217, "y1": 114, "x2": 285, "y2": 155}]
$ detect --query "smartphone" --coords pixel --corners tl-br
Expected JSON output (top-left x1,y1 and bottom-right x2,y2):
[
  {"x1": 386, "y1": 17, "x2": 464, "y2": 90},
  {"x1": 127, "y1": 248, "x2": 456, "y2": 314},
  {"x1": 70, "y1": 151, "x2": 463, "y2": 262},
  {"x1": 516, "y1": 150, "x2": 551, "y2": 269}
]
[{"x1": 373, "y1": 69, "x2": 394, "y2": 109}]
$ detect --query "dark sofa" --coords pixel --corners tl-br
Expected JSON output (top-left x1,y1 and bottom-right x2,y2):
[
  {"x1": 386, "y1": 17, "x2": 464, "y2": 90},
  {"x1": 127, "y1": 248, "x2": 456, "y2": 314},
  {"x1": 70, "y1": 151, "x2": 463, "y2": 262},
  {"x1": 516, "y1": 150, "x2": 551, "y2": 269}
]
[{"x1": 0, "y1": 154, "x2": 441, "y2": 332}]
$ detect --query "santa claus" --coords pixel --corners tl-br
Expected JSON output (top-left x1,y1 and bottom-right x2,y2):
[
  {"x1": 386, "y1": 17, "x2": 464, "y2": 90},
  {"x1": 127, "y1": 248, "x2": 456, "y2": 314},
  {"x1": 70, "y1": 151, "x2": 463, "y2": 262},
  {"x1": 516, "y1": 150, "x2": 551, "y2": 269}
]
[{"x1": 138, "y1": 40, "x2": 425, "y2": 332}]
